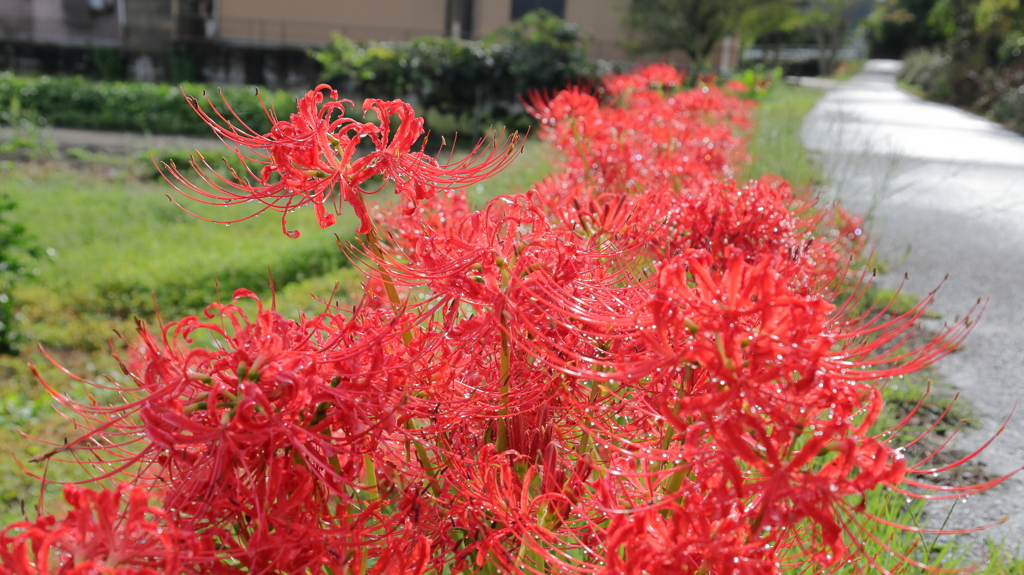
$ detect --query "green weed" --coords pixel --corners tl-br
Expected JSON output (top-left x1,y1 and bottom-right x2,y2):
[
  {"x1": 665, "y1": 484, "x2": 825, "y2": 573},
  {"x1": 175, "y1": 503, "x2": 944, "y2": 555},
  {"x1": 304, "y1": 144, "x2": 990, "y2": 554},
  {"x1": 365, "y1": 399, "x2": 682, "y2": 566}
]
[{"x1": 742, "y1": 83, "x2": 824, "y2": 187}]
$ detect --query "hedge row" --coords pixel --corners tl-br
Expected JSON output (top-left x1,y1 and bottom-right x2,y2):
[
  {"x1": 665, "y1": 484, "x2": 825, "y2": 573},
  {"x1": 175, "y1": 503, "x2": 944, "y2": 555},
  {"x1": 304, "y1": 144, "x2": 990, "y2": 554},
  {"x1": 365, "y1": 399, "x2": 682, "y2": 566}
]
[
  {"x1": 0, "y1": 12, "x2": 608, "y2": 137},
  {"x1": 0, "y1": 72, "x2": 296, "y2": 136},
  {"x1": 313, "y1": 10, "x2": 611, "y2": 122}
]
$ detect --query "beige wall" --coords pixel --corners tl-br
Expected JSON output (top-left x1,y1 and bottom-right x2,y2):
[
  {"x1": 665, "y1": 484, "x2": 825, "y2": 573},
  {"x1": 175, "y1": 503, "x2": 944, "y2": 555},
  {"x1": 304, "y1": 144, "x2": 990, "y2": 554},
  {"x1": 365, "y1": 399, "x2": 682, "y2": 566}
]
[
  {"x1": 214, "y1": 0, "x2": 734, "y2": 69},
  {"x1": 566, "y1": 0, "x2": 627, "y2": 59},
  {"x1": 472, "y1": 0, "x2": 631, "y2": 59},
  {"x1": 218, "y1": 0, "x2": 448, "y2": 44},
  {"x1": 473, "y1": 0, "x2": 511, "y2": 38},
  {"x1": 566, "y1": 0, "x2": 624, "y2": 42}
]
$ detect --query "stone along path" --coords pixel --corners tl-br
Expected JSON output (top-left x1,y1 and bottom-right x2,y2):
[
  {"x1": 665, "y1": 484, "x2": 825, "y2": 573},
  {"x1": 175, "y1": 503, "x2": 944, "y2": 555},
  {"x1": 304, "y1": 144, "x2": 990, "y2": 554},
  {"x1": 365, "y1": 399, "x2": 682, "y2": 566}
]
[{"x1": 803, "y1": 59, "x2": 1024, "y2": 551}]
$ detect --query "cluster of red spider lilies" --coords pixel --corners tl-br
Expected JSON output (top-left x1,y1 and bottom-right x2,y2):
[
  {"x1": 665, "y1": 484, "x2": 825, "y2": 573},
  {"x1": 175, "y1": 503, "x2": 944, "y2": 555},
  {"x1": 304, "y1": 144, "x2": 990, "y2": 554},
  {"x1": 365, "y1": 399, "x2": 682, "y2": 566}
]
[{"x1": 0, "y1": 65, "x2": 1003, "y2": 574}]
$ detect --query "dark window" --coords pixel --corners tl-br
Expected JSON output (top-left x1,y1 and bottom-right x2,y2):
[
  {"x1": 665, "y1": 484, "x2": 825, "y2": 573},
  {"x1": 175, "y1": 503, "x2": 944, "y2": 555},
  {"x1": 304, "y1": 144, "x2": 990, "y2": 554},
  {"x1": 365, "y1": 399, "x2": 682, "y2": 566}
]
[
  {"x1": 446, "y1": 0, "x2": 475, "y2": 39},
  {"x1": 511, "y1": 0, "x2": 565, "y2": 19}
]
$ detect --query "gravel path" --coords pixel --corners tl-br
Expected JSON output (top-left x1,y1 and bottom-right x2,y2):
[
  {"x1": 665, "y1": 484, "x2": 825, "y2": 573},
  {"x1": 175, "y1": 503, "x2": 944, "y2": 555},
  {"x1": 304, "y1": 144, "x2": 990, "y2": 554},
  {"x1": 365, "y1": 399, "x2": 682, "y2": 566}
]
[
  {"x1": 0, "y1": 125, "x2": 220, "y2": 154},
  {"x1": 803, "y1": 59, "x2": 1024, "y2": 554}
]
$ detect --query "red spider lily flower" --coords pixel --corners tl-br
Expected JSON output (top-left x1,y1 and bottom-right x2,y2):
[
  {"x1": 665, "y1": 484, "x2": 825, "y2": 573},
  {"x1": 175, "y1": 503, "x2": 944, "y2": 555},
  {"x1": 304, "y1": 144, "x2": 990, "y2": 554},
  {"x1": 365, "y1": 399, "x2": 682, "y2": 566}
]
[
  {"x1": 524, "y1": 86, "x2": 601, "y2": 134},
  {"x1": 0, "y1": 484, "x2": 199, "y2": 575},
  {"x1": 603, "y1": 63, "x2": 685, "y2": 97},
  {"x1": 600, "y1": 505, "x2": 775, "y2": 575},
  {"x1": 34, "y1": 290, "x2": 401, "y2": 487},
  {"x1": 723, "y1": 79, "x2": 748, "y2": 94},
  {"x1": 526, "y1": 84, "x2": 749, "y2": 203},
  {"x1": 8, "y1": 65, "x2": 1013, "y2": 575},
  {"x1": 27, "y1": 290, "x2": 448, "y2": 571},
  {"x1": 348, "y1": 99, "x2": 435, "y2": 205},
  {"x1": 492, "y1": 231, "x2": 984, "y2": 571},
  {"x1": 162, "y1": 85, "x2": 522, "y2": 237}
]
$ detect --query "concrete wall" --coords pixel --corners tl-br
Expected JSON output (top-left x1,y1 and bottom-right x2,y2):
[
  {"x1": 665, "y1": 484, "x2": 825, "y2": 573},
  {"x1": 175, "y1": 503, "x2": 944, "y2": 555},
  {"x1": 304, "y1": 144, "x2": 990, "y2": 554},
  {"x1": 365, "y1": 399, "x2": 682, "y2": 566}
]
[
  {"x1": 0, "y1": 0, "x2": 119, "y2": 46},
  {"x1": 123, "y1": 0, "x2": 172, "y2": 50},
  {"x1": 213, "y1": 0, "x2": 630, "y2": 56},
  {"x1": 0, "y1": 0, "x2": 117, "y2": 75},
  {"x1": 565, "y1": 0, "x2": 624, "y2": 41},
  {"x1": 209, "y1": 0, "x2": 738, "y2": 70},
  {"x1": 1, "y1": 0, "x2": 741, "y2": 80},
  {"x1": 0, "y1": 0, "x2": 32, "y2": 24}
]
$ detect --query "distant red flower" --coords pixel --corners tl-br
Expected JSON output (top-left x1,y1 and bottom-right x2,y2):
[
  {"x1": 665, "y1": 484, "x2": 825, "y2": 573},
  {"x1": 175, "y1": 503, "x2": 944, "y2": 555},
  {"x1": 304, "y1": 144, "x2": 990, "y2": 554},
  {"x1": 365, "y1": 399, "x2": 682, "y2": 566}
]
[
  {"x1": 0, "y1": 484, "x2": 198, "y2": 575},
  {"x1": 724, "y1": 79, "x2": 748, "y2": 94},
  {"x1": 604, "y1": 63, "x2": 685, "y2": 97}
]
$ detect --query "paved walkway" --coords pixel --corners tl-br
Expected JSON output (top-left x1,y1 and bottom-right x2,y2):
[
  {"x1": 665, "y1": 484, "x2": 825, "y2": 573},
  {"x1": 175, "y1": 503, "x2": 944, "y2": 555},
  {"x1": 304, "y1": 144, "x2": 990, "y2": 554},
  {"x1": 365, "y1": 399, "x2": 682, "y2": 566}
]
[{"x1": 803, "y1": 60, "x2": 1024, "y2": 552}]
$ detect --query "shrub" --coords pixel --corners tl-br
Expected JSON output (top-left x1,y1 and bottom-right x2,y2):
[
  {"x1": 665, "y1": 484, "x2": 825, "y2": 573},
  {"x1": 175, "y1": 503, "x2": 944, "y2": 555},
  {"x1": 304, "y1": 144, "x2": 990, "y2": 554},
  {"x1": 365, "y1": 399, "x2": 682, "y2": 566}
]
[
  {"x1": 0, "y1": 192, "x2": 38, "y2": 355},
  {"x1": 486, "y1": 10, "x2": 599, "y2": 98},
  {"x1": 992, "y1": 78, "x2": 1024, "y2": 131},
  {"x1": 899, "y1": 47, "x2": 1024, "y2": 133},
  {"x1": 898, "y1": 47, "x2": 951, "y2": 96},
  {"x1": 313, "y1": 10, "x2": 607, "y2": 130},
  {"x1": 0, "y1": 72, "x2": 297, "y2": 135},
  {"x1": 89, "y1": 45, "x2": 125, "y2": 81}
]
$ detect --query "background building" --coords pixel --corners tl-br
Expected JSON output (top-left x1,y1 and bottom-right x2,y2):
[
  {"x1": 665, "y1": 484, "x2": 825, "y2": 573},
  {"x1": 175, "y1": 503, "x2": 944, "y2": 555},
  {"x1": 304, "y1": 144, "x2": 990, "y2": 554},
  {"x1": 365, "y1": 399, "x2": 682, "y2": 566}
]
[
  {"x1": 0, "y1": 0, "x2": 740, "y2": 83},
  {"x1": 208, "y1": 0, "x2": 629, "y2": 60}
]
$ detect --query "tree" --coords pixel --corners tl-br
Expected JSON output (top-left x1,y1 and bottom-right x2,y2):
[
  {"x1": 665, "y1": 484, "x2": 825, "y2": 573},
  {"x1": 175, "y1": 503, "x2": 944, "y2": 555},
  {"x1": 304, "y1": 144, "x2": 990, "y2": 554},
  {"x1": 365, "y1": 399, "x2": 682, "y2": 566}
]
[
  {"x1": 792, "y1": 0, "x2": 867, "y2": 75},
  {"x1": 865, "y1": 0, "x2": 945, "y2": 58},
  {"x1": 739, "y1": 0, "x2": 800, "y2": 66},
  {"x1": 623, "y1": 0, "x2": 758, "y2": 71}
]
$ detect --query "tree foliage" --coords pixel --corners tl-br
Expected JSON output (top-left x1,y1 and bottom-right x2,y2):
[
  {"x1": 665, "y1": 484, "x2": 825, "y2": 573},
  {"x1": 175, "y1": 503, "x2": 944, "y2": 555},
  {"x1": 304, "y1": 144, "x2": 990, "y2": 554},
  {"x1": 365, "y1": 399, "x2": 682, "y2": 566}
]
[
  {"x1": 622, "y1": 0, "x2": 861, "y2": 74},
  {"x1": 622, "y1": 0, "x2": 755, "y2": 69},
  {"x1": 865, "y1": 0, "x2": 946, "y2": 58},
  {"x1": 791, "y1": 0, "x2": 866, "y2": 75},
  {"x1": 869, "y1": 0, "x2": 1023, "y2": 60},
  {"x1": 895, "y1": 0, "x2": 1024, "y2": 133},
  {"x1": 739, "y1": 0, "x2": 800, "y2": 48}
]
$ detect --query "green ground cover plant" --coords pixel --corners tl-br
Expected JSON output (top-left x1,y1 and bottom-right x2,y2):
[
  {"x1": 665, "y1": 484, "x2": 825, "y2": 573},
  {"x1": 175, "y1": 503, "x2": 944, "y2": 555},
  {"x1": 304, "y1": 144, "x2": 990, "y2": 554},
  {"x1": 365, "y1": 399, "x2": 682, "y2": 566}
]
[{"x1": 743, "y1": 82, "x2": 825, "y2": 185}]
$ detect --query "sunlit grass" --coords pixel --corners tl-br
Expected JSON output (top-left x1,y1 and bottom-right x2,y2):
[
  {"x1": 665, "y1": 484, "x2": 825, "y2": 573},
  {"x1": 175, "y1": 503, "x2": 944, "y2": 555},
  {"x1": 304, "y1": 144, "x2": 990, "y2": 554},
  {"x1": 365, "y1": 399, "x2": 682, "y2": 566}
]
[{"x1": 743, "y1": 83, "x2": 824, "y2": 187}]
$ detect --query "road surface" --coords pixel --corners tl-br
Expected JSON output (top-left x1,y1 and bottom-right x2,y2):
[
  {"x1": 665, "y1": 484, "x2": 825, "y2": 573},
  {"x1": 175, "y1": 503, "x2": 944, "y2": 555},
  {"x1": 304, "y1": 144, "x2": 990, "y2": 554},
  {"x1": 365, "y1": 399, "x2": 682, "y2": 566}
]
[{"x1": 803, "y1": 59, "x2": 1024, "y2": 555}]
